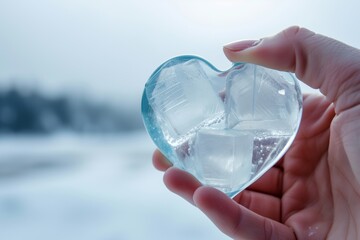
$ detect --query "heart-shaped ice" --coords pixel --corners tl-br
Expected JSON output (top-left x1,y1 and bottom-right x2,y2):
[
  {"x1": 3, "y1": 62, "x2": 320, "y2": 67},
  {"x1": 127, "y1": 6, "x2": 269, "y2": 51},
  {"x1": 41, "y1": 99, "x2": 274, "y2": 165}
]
[{"x1": 142, "y1": 56, "x2": 302, "y2": 198}]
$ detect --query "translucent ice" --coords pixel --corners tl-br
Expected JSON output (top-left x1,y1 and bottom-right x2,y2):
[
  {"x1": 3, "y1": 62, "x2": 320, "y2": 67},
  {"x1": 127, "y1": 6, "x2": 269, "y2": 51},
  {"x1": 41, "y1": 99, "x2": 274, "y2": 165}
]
[
  {"x1": 147, "y1": 59, "x2": 224, "y2": 144},
  {"x1": 192, "y1": 129, "x2": 254, "y2": 193},
  {"x1": 225, "y1": 64, "x2": 299, "y2": 133},
  {"x1": 142, "y1": 56, "x2": 302, "y2": 198}
]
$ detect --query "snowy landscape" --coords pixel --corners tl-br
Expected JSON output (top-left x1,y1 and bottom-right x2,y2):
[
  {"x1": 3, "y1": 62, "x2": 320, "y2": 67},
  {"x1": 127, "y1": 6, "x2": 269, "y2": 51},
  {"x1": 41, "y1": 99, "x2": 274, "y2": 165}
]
[{"x1": 0, "y1": 132, "x2": 229, "y2": 240}]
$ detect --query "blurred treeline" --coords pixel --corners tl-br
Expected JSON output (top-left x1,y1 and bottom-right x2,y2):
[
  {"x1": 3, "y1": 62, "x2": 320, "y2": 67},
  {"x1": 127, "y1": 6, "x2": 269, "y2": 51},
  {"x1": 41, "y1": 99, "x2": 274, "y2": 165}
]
[{"x1": 0, "y1": 87, "x2": 143, "y2": 134}]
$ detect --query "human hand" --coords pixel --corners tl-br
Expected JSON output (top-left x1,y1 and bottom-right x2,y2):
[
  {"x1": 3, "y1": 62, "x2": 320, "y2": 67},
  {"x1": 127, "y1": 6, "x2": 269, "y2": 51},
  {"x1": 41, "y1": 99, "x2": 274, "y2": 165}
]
[{"x1": 152, "y1": 26, "x2": 360, "y2": 239}]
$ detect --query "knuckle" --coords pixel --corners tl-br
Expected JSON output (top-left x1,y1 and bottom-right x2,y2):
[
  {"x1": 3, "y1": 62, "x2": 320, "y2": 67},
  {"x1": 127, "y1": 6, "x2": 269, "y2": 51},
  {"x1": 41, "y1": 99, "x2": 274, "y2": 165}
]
[{"x1": 282, "y1": 26, "x2": 314, "y2": 41}]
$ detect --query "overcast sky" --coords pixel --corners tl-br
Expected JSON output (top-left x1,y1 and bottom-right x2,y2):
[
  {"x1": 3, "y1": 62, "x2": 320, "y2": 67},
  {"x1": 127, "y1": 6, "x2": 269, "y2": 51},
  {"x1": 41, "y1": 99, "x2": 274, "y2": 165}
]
[{"x1": 0, "y1": 0, "x2": 359, "y2": 108}]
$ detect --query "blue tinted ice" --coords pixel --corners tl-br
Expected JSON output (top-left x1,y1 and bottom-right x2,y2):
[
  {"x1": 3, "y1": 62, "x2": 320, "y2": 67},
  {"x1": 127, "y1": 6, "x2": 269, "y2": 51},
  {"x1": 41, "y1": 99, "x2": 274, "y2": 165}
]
[{"x1": 142, "y1": 56, "x2": 302, "y2": 198}]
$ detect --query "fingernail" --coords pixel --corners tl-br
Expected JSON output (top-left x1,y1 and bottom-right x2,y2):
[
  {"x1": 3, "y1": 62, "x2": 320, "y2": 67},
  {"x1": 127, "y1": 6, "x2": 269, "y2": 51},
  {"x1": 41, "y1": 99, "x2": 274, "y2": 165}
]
[{"x1": 223, "y1": 39, "x2": 262, "y2": 52}]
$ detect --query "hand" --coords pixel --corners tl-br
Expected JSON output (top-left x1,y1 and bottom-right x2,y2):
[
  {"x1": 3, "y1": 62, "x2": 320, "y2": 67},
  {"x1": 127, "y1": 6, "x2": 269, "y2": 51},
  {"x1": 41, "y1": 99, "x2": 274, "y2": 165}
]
[{"x1": 153, "y1": 26, "x2": 360, "y2": 239}]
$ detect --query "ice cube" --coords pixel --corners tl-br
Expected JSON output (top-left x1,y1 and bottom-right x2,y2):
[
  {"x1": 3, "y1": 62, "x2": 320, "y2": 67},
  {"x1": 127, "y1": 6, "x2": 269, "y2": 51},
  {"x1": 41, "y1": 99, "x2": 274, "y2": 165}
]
[
  {"x1": 148, "y1": 59, "x2": 224, "y2": 142},
  {"x1": 191, "y1": 129, "x2": 254, "y2": 191},
  {"x1": 225, "y1": 65, "x2": 296, "y2": 132}
]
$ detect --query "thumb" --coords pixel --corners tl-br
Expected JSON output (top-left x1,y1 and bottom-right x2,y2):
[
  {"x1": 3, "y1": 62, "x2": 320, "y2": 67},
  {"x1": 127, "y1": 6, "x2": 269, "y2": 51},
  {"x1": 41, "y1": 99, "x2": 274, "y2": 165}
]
[{"x1": 223, "y1": 26, "x2": 360, "y2": 114}]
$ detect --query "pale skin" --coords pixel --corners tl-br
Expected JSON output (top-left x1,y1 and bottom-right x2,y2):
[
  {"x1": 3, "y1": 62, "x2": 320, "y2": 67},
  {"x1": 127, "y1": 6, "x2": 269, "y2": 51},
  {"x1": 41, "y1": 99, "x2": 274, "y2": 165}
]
[{"x1": 152, "y1": 26, "x2": 360, "y2": 239}]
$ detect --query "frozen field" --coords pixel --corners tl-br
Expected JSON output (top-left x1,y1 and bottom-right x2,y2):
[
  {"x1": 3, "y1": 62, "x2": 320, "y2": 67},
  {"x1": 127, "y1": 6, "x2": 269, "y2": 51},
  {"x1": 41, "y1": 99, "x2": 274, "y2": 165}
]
[{"x1": 0, "y1": 132, "x2": 229, "y2": 240}]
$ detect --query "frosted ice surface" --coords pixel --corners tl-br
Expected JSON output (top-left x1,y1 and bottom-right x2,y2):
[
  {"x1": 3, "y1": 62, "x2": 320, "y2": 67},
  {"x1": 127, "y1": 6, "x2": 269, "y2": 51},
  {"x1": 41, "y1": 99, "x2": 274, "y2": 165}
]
[
  {"x1": 225, "y1": 65, "x2": 297, "y2": 133},
  {"x1": 192, "y1": 129, "x2": 254, "y2": 191},
  {"x1": 149, "y1": 60, "x2": 224, "y2": 142}
]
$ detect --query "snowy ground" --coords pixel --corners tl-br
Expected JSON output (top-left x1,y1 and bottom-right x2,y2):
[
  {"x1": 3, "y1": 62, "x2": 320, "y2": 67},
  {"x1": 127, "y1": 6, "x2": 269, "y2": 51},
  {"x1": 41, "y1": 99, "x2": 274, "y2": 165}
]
[{"x1": 0, "y1": 132, "x2": 229, "y2": 240}]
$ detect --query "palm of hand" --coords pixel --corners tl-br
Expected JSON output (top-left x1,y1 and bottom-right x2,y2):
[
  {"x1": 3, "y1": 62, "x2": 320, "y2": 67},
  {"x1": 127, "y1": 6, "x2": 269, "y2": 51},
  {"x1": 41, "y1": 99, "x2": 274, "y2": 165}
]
[{"x1": 238, "y1": 94, "x2": 360, "y2": 239}]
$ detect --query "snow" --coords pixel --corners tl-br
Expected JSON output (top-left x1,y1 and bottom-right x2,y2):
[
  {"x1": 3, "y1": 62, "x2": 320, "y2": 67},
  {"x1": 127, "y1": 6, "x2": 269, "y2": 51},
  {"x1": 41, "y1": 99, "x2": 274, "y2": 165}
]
[{"x1": 0, "y1": 132, "x2": 229, "y2": 240}]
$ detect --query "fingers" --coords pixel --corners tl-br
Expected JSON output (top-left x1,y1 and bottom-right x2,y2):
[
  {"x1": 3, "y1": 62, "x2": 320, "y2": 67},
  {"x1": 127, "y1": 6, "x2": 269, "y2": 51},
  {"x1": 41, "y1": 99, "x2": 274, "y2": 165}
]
[
  {"x1": 153, "y1": 150, "x2": 201, "y2": 205},
  {"x1": 193, "y1": 187, "x2": 296, "y2": 240},
  {"x1": 246, "y1": 166, "x2": 283, "y2": 197},
  {"x1": 223, "y1": 26, "x2": 360, "y2": 113},
  {"x1": 152, "y1": 149, "x2": 172, "y2": 171},
  {"x1": 297, "y1": 94, "x2": 334, "y2": 139},
  {"x1": 163, "y1": 165, "x2": 283, "y2": 220},
  {"x1": 233, "y1": 190, "x2": 281, "y2": 221},
  {"x1": 223, "y1": 26, "x2": 315, "y2": 74},
  {"x1": 163, "y1": 167, "x2": 202, "y2": 205},
  {"x1": 161, "y1": 162, "x2": 293, "y2": 239}
]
